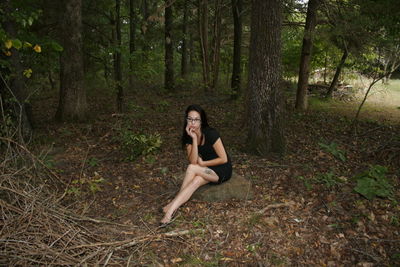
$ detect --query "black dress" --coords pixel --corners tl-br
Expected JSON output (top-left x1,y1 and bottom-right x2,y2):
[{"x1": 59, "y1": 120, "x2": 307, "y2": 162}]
[{"x1": 186, "y1": 127, "x2": 232, "y2": 184}]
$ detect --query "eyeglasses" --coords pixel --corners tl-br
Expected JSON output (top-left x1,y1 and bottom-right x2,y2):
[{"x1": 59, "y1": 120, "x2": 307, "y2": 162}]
[{"x1": 186, "y1": 117, "x2": 201, "y2": 124}]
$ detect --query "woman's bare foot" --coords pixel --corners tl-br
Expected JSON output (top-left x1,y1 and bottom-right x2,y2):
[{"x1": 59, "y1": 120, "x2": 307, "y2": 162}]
[
  {"x1": 162, "y1": 203, "x2": 172, "y2": 213},
  {"x1": 159, "y1": 209, "x2": 176, "y2": 227},
  {"x1": 160, "y1": 214, "x2": 172, "y2": 224}
]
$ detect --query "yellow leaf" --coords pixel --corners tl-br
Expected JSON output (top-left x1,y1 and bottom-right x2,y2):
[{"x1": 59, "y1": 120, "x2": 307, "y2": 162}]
[
  {"x1": 23, "y1": 69, "x2": 32, "y2": 78},
  {"x1": 24, "y1": 41, "x2": 32, "y2": 48},
  {"x1": 33, "y1": 44, "x2": 41, "y2": 53},
  {"x1": 4, "y1": 50, "x2": 12, "y2": 56},
  {"x1": 171, "y1": 258, "x2": 183, "y2": 264},
  {"x1": 5, "y1": 40, "x2": 12, "y2": 49}
]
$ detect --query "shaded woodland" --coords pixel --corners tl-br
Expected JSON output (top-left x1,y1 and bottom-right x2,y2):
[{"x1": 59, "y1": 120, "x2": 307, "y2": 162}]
[{"x1": 1, "y1": 0, "x2": 400, "y2": 265}]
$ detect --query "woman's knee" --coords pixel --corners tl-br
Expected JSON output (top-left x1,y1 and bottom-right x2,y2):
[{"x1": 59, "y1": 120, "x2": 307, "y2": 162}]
[{"x1": 186, "y1": 164, "x2": 199, "y2": 173}]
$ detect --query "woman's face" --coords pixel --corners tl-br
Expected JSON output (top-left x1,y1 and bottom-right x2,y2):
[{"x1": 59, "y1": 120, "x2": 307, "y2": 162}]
[{"x1": 187, "y1": 110, "x2": 202, "y2": 131}]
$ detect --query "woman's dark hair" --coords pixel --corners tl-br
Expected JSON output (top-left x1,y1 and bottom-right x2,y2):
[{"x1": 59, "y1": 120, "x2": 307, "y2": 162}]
[{"x1": 181, "y1": 104, "x2": 209, "y2": 148}]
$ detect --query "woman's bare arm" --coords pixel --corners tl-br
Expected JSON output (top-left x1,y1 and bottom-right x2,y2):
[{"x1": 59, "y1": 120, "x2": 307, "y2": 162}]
[
  {"x1": 186, "y1": 143, "x2": 199, "y2": 164},
  {"x1": 198, "y1": 138, "x2": 228, "y2": 167}
]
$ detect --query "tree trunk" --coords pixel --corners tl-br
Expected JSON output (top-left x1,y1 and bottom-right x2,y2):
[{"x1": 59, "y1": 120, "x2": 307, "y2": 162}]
[
  {"x1": 295, "y1": 0, "x2": 320, "y2": 110},
  {"x1": 181, "y1": 0, "x2": 189, "y2": 78},
  {"x1": 189, "y1": 31, "x2": 196, "y2": 69},
  {"x1": 198, "y1": 0, "x2": 211, "y2": 92},
  {"x1": 164, "y1": 0, "x2": 174, "y2": 91},
  {"x1": 56, "y1": 0, "x2": 87, "y2": 122},
  {"x1": 387, "y1": 60, "x2": 400, "y2": 84},
  {"x1": 247, "y1": 0, "x2": 285, "y2": 156},
  {"x1": 354, "y1": 77, "x2": 382, "y2": 124},
  {"x1": 210, "y1": 0, "x2": 222, "y2": 90},
  {"x1": 141, "y1": 0, "x2": 150, "y2": 52},
  {"x1": 326, "y1": 46, "x2": 348, "y2": 98},
  {"x1": 129, "y1": 0, "x2": 137, "y2": 89},
  {"x1": 115, "y1": 0, "x2": 123, "y2": 112},
  {"x1": 324, "y1": 51, "x2": 327, "y2": 84},
  {"x1": 230, "y1": 0, "x2": 242, "y2": 99}
]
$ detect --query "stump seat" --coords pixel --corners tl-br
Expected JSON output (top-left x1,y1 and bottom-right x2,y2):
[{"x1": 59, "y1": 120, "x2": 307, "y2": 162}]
[{"x1": 182, "y1": 172, "x2": 254, "y2": 202}]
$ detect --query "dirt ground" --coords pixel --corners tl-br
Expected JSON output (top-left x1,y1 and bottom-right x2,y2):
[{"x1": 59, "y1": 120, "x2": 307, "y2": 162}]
[{"x1": 30, "y1": 85, "x2": 400, "y2": 266}]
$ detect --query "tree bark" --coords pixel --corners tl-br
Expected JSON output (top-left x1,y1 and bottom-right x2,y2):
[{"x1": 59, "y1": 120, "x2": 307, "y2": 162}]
[
  {"x1": 129, "y1": 0, "x2": 137, "y2": 89},
  {"x1": 198, "y1": 0, "x2": 211, "y2": 92},
  {"x1": 295, "y1": 0, "x2": 320, "y2": 110},
  {"x1": 164, "y1": 0, "x2": 174, "y2": 91},
  {"x1": 247, "y1": 0, "x2": 285, "y2": 156},
  {"x1": 115, "y1": 0, "x2": 123, "y2": 112},
  {"x1": 141, "y1": 0, "x2": 150, "y2": 52},
  {"x1": 189, "y1": 31, "x2": 196, "y2": 68},
  {"x1": 326, "y1": 46, "x2": 348, "y2": 98},
  {"x1": 210, "y1": 0, "x2": 222, "y2": 90},
  {"x1": 56, "y1": 0, "x2": 87, "y2": 122},
  {"x1": 181, "y1": 0, "x2": 189, "y2": 78},
  {"x1": 230, "y1": 0, "x2": 242, "y2": 99}
]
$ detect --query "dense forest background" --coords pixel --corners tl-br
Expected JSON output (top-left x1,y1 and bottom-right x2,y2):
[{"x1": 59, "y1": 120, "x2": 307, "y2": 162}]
[{"x1": 1, "y1": 0, "x2": 399, "y2": 265}]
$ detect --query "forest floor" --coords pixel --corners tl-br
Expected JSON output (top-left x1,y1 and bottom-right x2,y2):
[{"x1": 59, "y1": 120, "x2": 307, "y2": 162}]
[{"x1": 28, "y1": 83, "x2": 400, "y2": 266}]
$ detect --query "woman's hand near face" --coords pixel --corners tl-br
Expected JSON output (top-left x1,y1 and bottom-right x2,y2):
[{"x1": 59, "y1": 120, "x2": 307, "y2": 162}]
[{"x1": 186, "y1": 125, "x2": 197, "y2": 139}]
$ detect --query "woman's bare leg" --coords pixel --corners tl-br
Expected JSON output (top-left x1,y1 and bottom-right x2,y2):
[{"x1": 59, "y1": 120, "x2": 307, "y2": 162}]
[
  {"x1": 161, "y1": 165, "x2": 219, "y2": 223},
  {"x1": 162, "y1": 164, "x2": 218, "y2": 213},
  {"x1": 161, "y1": 176, "x2": 208, "y2": 224}
]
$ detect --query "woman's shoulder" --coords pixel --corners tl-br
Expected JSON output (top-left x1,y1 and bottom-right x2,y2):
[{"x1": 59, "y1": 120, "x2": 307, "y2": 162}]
[{"x1": 204, "y1": 127, "x2": 220, "y2": 143}]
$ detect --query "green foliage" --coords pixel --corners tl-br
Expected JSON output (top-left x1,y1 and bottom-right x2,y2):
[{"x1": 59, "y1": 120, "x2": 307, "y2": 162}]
[
  {"x1": 88, "y1": 157, "x2": 99, "y2": 167},
  {"x1": 316, "y1": 171, "x2": 343, "y2": 188},
  {"x1": 246, "y1": 242, "x2": 261, "y2": 253},
  {"x1": 390, "y1": 215, "x2": 399, "y2": 227},
  {"x1": 118, "y1": 129, "x2": 162, "y2": 161},
  {"x1": 248, "y1": 213, "x2": 263, "y2": 226},
  {"x1": 41, "y1": 155, "x2": 55, "y2": 169},
  {"x1": 66, "y1": 172, "x2": 106, "y2": 196},
  {"x1": 353, "y1": 165, "x2": 394, "y2": 200},
  {"x1": 127, "y1": 102, "x2": 147, "y2": 113},
  {"x1": 282, "y1": 25, "x2": 302, "y2": 77},
  {"x1": 297, "y1": 171, "x2": 347, "y2": 190},
  {"x1": 160, "y1": 167, "x2": 168, "y2": 176},
  {"x1": 144, "y1": 155, "x2": 156, "y2": 165},
  {"x1": 0, "y1": 113, "x2": 14, "y2": 145},
  {"x1": 128, "y1": 50, "x2": 164, "y2": 81},
  {"x1": 296, "y1": 176, "x2": 313, "y2": 191},
  {"x1": 319, "y1": 142, "x2": 347, "y2": 162},
  {"x1": 156, "y1": 100, "x2": 170, "y2": 112}
]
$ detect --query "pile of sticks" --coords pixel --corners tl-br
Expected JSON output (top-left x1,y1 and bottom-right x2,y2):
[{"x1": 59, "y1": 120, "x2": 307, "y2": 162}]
[
  {"x1": 0, "y1": 138, "x2": 200, "y2": 265},
  {"x1": 0, "y1": 138, "x2": 113, "y2": 265}
]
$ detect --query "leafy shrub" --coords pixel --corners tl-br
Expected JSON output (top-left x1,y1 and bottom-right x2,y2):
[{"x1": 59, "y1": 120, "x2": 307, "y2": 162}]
[
  {"x1": 354, "y1": 165, "x2": 394, "y2": 200},
  {"x1": 0, "y1": 113, "x2": 14, "y2": 145},
  {"x1": 316, "y1": 171, "x2": 343, "y2": 188},
  {"x1": 296, "y1": 175, "x2": 313, "y2": 191},
  {"x1": 319, "y1": 142, "x2": 347, "y2": 162},
  {"x1": 67, "y1": 172, "x2": 105, "y2": 196},
  {"x1": 156, "y1": 100, "x2": 170, "y2": 112},
  {"x1": 119, "y1": 129, "x2": 162, "y2": 161}
]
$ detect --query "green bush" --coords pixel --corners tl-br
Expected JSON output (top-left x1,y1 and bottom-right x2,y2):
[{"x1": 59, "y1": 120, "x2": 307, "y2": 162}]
[
  {"x1": 0, "y1": 113, "x2": 14, "y2": 145},
  {"x1": 119, "y1": 129, "x2": 162, "y2": 161},
  {"x1": 319, "y1": 141, "x2": 347, "y2": 162},
  {"x1": 316, "y1": 171, "x2": 343, "y2": 188},
  {"x1": 354, "y1": 165, "x2": 394, "y2": 200}
]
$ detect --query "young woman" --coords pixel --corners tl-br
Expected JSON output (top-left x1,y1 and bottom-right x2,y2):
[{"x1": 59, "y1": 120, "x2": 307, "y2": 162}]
[{"x1": 160, "y1": 104, "x2": 232, "y2": 226}]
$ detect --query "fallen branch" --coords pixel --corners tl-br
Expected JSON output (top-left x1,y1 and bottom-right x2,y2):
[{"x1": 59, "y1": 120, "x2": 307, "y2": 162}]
[
  {"x1": 348, "y1": 248, "x2": 381, "y2": 262},
  {"x1": 67, "y1": 228, "x2": 205, "y2": 251},
  {"x1": 257, "y1": 201, "x2": 295, "y2": 214}
]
